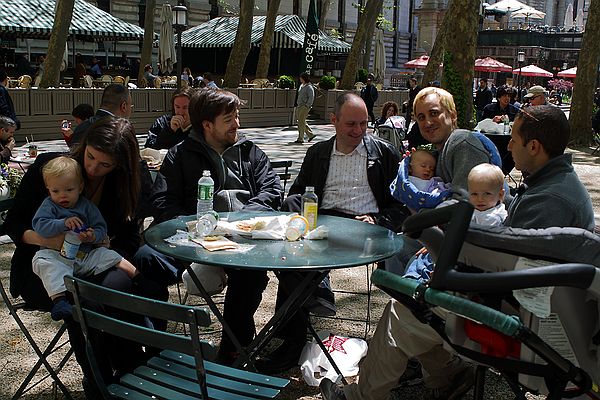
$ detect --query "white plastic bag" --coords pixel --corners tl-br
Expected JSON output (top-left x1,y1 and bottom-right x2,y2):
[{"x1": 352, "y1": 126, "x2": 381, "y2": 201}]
[
  {"x1": 299, "y1": 331, "x2": 368, "y2": 386},
  {"x1": 182, "y1": 263, "x2": 227, "y2": 296}
]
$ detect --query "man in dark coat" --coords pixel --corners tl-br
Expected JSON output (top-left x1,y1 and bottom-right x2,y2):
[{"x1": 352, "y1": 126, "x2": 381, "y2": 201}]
[
  {"x1": 474, "y1": 78, "x2": 493, "y2": 122},
  {"x1": 69, "y1": 84, "x2": 133, "y2": 148},
  {"x1": 360, "y1": 74, "x2": 379, "y2": 125},
  {"x1": 135, "y1": 88, "x2": 283, "y2": 366},
  {"x1": 0, "y1": 70, "x2": 20, "y2": 130}
]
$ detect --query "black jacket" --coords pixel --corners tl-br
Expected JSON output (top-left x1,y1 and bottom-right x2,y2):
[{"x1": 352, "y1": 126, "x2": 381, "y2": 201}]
[
  {"x1": 4, "y1": 152, "x2": 144, "y2": 309},
  {"x1": 482, "y1": 102, "x2": 519, "y2": 121},
  {"x1": 475, "y1": 88, "x2": 493, "y2": 111},
  {"x1": 156, "y1": 131, "x2": 282, "y2": 222},
  {"x1": 286, "y1": 134, "x2": 408, "y2": 232},
  {"x1": 144, "y1": 114, "x2": 190, "y2": 150},
  {"x1": 0, "y1": 85, "x2": 20, "y2": 129}
]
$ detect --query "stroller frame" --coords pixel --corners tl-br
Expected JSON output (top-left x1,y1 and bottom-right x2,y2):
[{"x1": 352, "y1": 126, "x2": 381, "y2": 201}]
[
  {"x1": 372, "y1": 201, "x2": 599, "y2": 400},
  {"x1": 374, "y1": 115, "x2": 407, "y2": 154}
]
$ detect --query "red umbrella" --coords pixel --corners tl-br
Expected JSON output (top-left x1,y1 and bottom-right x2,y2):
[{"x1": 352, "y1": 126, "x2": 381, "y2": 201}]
[
  {"x1": 404, "y1": 55, "x2": 429, "y2": 69},
  {"x1": 474, "y1": 57, "x2": 513, "y2": 73},
  {"x1": 557, "y1": 66, "x2": 577, "y2": 78},
  {"x1": 513, "y1": 64, "x2": 554, "y2": 77}
]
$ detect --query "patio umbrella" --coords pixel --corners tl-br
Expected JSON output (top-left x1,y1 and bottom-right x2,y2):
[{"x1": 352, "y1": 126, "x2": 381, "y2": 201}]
[
  {"x1": 513, "y1": 64, "x2": 553, "y2": 77},
  {"x1": 373, "y1": 28, "x2": 386, "y2": 82},
  {"x1": 158, "y1": 4, "x2": 176, "y2": 74},
  {"x1": 576, "y1": 8, "x2": 585, "y2": 31},
  {"x1": 404, "y1": 55, "x2": 429, "y2": 69},
  {"x1": 510, "y1": 5, "x2": 545, "y2": 19},
  {"x1": 557, "y1": 66, "x2": 577, "y2": 78},
  {"x1": 564, "y1": 3, "x2": 574, "y2": 30},
  {"x1": 474, "y1": 57, "x2": 513, "y2": 73}
]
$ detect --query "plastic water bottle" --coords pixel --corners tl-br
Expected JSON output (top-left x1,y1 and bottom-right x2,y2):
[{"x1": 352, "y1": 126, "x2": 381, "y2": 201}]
[
  {"x1": 301, "y1": 186, "x2": 318, "y2": 231},
  {"x1": 196, "y1": 170, "x2": 216, "y2": 236},
  {"x1": 503, "y1": 115, "x2": 510, "y2": 134}
]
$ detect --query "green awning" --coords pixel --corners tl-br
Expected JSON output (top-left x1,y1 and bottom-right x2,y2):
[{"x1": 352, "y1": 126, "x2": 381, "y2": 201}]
[
  {"x1": 181, "y1": 14, "x2": 351, "y2": 53},
  {"x1": 0, "y1": 0, "x2": 150, "y2": 41}
]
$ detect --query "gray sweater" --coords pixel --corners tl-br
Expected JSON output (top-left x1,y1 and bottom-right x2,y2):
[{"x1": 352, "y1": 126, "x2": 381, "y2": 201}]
[
  {"x1": 297, "y1": 83, "x2": 315, "y2": 108},
  {"x1": 437, "y1": 129, "x2": 491, "y2": 191},
  {"x1": 505, "y1": 154, "x2": 594, "y2": 230}
]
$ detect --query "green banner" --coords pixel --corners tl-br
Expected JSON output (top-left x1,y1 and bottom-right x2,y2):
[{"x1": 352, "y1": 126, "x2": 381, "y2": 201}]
[{"x1": 300, "y1": 0, "x2": 320, "y2": 75}]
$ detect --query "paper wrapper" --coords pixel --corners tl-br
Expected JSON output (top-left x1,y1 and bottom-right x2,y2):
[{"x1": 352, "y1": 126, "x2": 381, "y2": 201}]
[
  {"x1": 305, "y1": 226, "x2": 329, "y2": 240},
  {"x1": 191, "y1": 236, "x2": 240, "y2": 251}
]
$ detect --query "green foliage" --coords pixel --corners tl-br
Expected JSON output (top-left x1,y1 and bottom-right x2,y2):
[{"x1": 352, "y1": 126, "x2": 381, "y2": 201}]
[
  {"x1": 277, "y1": 75, "x2": 296, "y2": 89},
  {"x1": 356, "y1": 68, "x2": 369, "y2": 83},
  {"x1": 351, "y1": 1, "x2": 395, "y2": 31},
  {"x1": 319, "y1": 75, "x2": 337, "y2": 90},
  {"x1": 441, "y1": 51, "x2": 471, "y2": 129}
]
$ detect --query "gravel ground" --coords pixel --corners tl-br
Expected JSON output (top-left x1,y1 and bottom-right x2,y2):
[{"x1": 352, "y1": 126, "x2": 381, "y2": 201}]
[{"x1": 1, "y1": 143, "x2": 599, "y2": 399}]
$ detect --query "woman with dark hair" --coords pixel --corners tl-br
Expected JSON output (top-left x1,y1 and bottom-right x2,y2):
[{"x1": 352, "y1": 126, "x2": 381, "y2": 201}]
[
  {"x1": 4, "y1": 117, "x2": 149, "y2": 396},
  {"x1": 376, "y1": 101, "x2": 399, "y2": 126}
]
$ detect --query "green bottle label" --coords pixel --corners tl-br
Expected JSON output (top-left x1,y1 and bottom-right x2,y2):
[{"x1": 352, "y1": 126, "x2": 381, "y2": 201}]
[{"x1": 198, "y1": 184, "x2": 214, "y2": 200}]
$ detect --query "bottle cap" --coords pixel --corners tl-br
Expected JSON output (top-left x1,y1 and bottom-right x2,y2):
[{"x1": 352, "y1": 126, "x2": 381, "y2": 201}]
[{"x1": 306, "y1": 186, "x2": 315, "y2": 191}]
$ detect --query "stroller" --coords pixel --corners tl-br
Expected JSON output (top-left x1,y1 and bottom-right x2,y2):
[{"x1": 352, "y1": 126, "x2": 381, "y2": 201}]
[
  {"x1": 372, "y1": 201, "x2": 600, "y2": 400},
  {"x1": 375, "y1": 115, "x2": 407, "y2": 153}
]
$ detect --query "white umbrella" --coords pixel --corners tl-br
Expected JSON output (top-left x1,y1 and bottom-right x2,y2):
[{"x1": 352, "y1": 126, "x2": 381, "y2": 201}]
[
  {"x1": 576, "y1": 8, "x2": 585, "y2": 31},
  {"x1": 564, "y1": 3, "x2": 574, "y2": 29},
  {"x1": 159, "y1": 4, "x2": 177, "y2": 74},
  {"x1": 373, "y1": 28, "x2": 386, "y2": 83},
  {"x1": 511, "y1": 5, "x2": 545, "y2": 19}
]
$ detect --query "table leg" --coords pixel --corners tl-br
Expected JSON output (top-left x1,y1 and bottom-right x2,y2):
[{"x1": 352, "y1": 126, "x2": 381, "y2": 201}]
[
  {"x1": 184, "y1": 265, "x2": 249, "y2": 363},
  {"x1": 233, "y1": 270, "x2": 327, "y2": 369}
]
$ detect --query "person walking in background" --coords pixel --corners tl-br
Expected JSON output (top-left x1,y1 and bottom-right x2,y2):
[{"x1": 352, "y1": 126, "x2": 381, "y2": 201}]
[
  {"x1": 291, "y1": 72, "x2": 316, "y2": 144},
  {"x1": 475, "y1": 78, "x2": 493, "y2": 122},
  {"x1": 405, "y1": 77, "x2": 422, "y2": 123},
  {"x1": 89, "y1": 57, "x2": 102, "y2": 78},
  {"x1": 0, "y1": 70, "x2": 20, "y2": 130},
  {"x1": 361, "y1": 74, "x2": 379, "y2": 125}
]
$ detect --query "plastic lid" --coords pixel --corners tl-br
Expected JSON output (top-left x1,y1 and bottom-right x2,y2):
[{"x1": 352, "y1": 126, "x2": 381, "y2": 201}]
[{"x1": 202, "y1": 170, "x2": 211, "y2": 176}]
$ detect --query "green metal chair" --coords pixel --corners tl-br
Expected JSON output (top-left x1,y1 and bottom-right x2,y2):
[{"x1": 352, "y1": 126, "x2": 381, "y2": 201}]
[{"x1": 65, "y1": 276, "x2": 289, "y2": 399}]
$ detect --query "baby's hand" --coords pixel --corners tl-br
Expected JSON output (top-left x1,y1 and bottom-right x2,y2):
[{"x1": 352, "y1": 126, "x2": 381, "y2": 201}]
[
  {"x1": 78, "y1": 228, "x2": 96, "y2": 243},
  {"x1": 64, "y1": 217, "x2": 84, "y2": 230}
]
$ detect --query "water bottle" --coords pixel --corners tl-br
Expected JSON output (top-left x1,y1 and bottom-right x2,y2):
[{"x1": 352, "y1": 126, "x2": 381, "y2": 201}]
[
  {"x1": 503, "y1": 115, "x2": 509, "y2": 134},
  {"x1": 301, "y1": 186, "x2": 318, "y2": 231},
  {"x1": 196, "y1": 170, "x2": 216, "y2": 237}
]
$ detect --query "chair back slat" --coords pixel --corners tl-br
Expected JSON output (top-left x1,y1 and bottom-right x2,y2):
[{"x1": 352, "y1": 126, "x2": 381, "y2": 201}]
[
  {"x1": 81, "y1": 309, "x2": 215, "y2": 359},
  {"x1": 65, "y1": 276, "x2": 211, "y2": 325}
]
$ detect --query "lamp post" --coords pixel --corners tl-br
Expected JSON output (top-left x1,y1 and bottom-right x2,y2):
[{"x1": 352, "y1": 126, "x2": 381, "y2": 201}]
[
  {"x1": 517, "y1": 51, "x2": 525, "y2": 102},
  {"x1": 172, "y1": 1, "x2": 188, "y2": 90}
]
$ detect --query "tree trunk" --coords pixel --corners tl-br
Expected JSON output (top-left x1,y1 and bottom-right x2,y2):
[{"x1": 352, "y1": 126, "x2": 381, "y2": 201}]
[
  {"x1": 570, "y1": 0, "x2": 600, "y2": 145},
  {"x1": 223, "y1": 0, "x2": 255, "y2": 88},
  {"x1": 422, "y1": 6, "x2": 450, "y2": 86},
  {"x1": 255, "y1": 0, "x2": 281, "y2": 79},
  {"x1": 40, "y1": 0, "x2": 75, "y2": 89},
  {"x1": 318, "y1": 0, "x2": 331, "y2": 31},
  {"x1": 340, "y1": 0, "x2": 384, "y2": 90},
  {"x1": 361, "y1": 16, "x2": 378, "y2": 70},
  {"x1": 441, "y1": 0, "x2": 479, "y2": 129},
  {"x1": 139, "y1": 0, "x2": 157, "y2": 83}
]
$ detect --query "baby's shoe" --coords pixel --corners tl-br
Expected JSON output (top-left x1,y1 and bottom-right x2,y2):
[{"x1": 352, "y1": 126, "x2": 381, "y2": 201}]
[{"x1": 51, "y1": 298, "x2": 73, "y2": 321}]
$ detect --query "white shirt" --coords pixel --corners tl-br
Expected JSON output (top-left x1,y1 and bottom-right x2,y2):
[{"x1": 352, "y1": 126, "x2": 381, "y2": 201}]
[{"x1": 321, "y1": 139, "x2": 379, "y2": 216}]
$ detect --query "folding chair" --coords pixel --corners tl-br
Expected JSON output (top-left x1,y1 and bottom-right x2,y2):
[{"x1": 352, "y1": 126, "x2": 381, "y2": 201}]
[
  {"x1": 592, "y1": 130, "x2": 600, "y2": 156},
  {"x1": 271, "y1": 160, "x2": 292, "y2": 193},
  {"x1": 0, "y1": 198, "x2": 74, "y2": 399},
  {"x1": 65, "y1": 276, "x2": 289, "y2": 399},
  {"x1": 0, "y1": 280, "x2": 74, "y2": 399}
]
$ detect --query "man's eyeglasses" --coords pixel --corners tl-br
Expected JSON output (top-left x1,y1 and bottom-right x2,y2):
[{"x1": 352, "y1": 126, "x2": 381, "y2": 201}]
[{"x1": 519, "y1": 107, "x2": 540, "y2": 122}]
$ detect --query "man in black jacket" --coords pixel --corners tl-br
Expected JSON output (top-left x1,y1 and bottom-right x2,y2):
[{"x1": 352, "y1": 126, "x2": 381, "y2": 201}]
[
  {"x1": 360, "y1": 74, "x2": 379, "y2": 124},
  {"x1": 135, "y1": 88, "x2": 283, "y2": 364},
  {"x1": 144, "y1": 87, "x2": 193, "y2": 150},
  {"x1": 69, "y1": 84, "x2": 133, "y2": 148},
  {"x1": 0, "y1": 70, "x2": 20, "y2": 130},
  {"x1": 474, "y1": 78, "x2": 493, "y2": 122},
  {"x1": 256, "y1": 93, "x2": 409, "y2": 374}
]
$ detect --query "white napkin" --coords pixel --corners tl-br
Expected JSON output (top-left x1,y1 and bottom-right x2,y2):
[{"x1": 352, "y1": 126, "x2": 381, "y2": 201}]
[
  {"x1": 475, "y1": 118, "x2": 505, "y2": 135},
  {"x1": 216, "y1": 215, "x2": 293, "y2": 239}
]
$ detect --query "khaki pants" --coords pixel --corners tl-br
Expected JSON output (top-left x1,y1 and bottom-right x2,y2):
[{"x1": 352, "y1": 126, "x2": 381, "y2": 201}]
[
  {"x1": 344, "y1": 299, "x2": 462, "y2": 400},
  {"x1": 296, "y1": 105, "x2": 313, "y2": 142}
]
